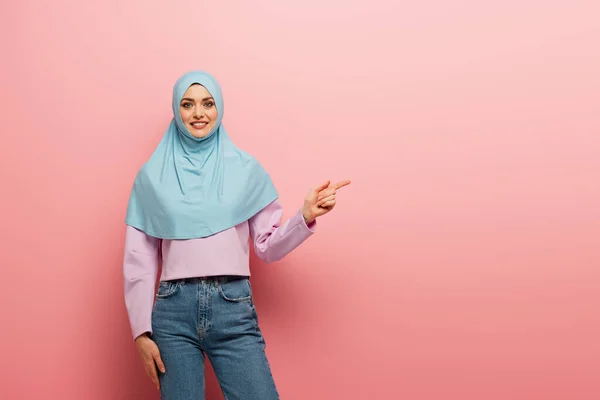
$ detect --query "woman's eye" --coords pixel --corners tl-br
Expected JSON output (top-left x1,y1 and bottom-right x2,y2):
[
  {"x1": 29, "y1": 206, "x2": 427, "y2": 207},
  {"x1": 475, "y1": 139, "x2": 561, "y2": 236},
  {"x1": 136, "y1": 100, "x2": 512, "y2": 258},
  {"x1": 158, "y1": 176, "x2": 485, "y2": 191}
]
[
  {"x1": 204, "y1": 102, "x2": 214, "y2": 108},
  {"x1": 182, "y1": 103, "x2": 193, "y2": 108}
]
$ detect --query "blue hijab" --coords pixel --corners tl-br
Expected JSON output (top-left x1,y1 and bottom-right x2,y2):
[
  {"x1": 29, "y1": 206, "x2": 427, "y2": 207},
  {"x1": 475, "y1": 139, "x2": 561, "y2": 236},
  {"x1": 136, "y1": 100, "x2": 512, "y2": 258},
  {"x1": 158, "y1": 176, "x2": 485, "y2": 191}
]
[{"x1": 125, "y1": 71, "x2": 278, "y2": 239}]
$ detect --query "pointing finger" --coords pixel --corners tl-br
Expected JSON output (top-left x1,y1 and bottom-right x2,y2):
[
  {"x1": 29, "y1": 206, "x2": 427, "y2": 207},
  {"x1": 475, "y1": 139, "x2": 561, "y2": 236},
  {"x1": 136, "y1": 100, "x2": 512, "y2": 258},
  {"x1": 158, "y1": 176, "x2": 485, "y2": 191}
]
[{"x1": 333, "y1": 180, "x2": 351, "y2": 190}]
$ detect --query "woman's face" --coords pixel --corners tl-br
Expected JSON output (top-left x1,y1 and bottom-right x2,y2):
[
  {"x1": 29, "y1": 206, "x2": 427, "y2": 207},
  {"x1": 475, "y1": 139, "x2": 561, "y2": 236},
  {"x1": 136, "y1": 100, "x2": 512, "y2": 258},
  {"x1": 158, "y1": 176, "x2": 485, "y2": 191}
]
[{"x1": 179, "y1": 84, "x2": 218, "y2": 138}]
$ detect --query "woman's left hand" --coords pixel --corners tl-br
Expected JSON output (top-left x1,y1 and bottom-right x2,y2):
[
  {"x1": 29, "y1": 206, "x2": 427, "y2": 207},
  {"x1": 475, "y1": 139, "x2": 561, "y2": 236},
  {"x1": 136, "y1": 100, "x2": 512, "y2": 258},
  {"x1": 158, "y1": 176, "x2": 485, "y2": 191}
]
[{"x1": 302, "y1": 179, "x2": 351, "y2": 224}]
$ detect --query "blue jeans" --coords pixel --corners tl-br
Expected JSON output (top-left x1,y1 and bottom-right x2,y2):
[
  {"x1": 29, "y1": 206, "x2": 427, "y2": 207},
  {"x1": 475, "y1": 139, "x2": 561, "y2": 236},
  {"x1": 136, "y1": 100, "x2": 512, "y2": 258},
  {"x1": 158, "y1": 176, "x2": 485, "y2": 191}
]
[{"x1": 151, "y1": 276, "x2": 280, "y2": 400}]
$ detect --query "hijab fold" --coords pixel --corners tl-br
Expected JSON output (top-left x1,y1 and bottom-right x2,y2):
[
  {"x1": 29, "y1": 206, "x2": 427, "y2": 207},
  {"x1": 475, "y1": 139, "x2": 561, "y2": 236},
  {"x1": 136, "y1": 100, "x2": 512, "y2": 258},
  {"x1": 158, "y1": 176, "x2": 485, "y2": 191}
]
[{"x1": 125, "y1": 71, "x2": 278, "y2": 239}]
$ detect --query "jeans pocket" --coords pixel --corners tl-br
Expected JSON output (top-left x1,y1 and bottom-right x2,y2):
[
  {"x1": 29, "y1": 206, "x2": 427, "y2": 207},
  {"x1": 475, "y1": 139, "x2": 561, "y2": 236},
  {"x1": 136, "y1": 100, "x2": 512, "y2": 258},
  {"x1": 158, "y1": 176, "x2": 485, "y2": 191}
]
[
  {"x1": 156, "y1": 280, "x2": 181, "y2": 299},
  {"x1": 218, "y1": 278, "x2": 252, "y2": 303}
]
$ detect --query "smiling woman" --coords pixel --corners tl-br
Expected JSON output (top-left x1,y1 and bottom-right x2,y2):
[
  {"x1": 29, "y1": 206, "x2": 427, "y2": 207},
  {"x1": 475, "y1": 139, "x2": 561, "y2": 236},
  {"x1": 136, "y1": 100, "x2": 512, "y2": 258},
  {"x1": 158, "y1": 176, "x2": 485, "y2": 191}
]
[
  {"x1": 179, "y1": 84, "x2": 218, "y2": 138},
  {"x1": 122, "y1": 70, "x2": 351, "y2": 399}
]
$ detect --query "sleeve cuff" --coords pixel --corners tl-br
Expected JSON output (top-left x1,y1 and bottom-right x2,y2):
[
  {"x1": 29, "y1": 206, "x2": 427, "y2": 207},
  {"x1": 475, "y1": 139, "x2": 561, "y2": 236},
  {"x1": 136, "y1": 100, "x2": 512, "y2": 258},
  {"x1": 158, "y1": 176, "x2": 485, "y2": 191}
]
[
  {"x1": 132, "y1": 325, "x2": 153, "y2": 341},
  {"x1": 297, "y1": 209, "x2": 317, "y2": 233}
]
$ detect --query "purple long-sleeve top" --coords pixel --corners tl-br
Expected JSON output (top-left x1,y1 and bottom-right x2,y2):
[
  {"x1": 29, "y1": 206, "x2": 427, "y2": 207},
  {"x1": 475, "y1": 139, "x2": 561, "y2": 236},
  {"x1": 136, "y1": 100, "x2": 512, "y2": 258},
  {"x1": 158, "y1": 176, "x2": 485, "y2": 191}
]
[{"x1": 123, "y1": 199, "x2": 316, "y2": 340}]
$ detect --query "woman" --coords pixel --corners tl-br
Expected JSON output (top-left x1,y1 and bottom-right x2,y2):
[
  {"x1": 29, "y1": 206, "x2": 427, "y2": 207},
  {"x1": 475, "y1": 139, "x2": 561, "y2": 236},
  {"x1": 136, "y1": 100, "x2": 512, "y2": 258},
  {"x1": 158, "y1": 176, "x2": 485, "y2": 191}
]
[{"x1": 123, "y1": 70, "x2": 350, "y2": 399}]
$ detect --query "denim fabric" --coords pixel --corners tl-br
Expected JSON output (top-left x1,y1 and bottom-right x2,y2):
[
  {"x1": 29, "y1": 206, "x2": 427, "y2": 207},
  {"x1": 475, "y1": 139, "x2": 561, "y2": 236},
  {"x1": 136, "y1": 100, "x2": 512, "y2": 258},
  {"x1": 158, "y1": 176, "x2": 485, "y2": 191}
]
[{"x1": 151, "y1": 276, "x2": 279, "y2": 400}]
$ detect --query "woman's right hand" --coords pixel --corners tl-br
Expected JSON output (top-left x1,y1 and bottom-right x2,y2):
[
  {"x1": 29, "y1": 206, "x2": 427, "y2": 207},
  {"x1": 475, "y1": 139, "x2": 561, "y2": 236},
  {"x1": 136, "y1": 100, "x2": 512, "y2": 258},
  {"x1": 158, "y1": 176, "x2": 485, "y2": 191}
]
[{"x1": 135, "y1": 334, "x2": 166, "y2": 390}]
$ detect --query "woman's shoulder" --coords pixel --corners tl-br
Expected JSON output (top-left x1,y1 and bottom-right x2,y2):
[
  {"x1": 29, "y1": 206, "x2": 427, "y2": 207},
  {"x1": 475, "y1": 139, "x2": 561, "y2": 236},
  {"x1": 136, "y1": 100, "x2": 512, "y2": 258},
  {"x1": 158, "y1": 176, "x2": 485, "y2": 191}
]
[{"x1": 250, "y1": 198, "x2": 283, "y2": 221}]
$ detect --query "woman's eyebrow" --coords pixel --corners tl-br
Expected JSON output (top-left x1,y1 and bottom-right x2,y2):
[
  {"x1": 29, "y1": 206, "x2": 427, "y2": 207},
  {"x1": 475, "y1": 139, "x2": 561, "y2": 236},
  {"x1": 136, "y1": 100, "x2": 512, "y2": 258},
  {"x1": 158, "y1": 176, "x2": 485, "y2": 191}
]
[{"x1": 180, "y1": 97, "x2": 214, "y2": 102}]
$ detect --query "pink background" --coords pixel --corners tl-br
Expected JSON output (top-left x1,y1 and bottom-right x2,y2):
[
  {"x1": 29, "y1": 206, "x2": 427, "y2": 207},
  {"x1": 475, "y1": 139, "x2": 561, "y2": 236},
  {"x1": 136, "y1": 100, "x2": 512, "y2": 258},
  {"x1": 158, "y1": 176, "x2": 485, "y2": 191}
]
[{"x1": 2, "y1": 1, "x2": 599, "y2": 399}]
